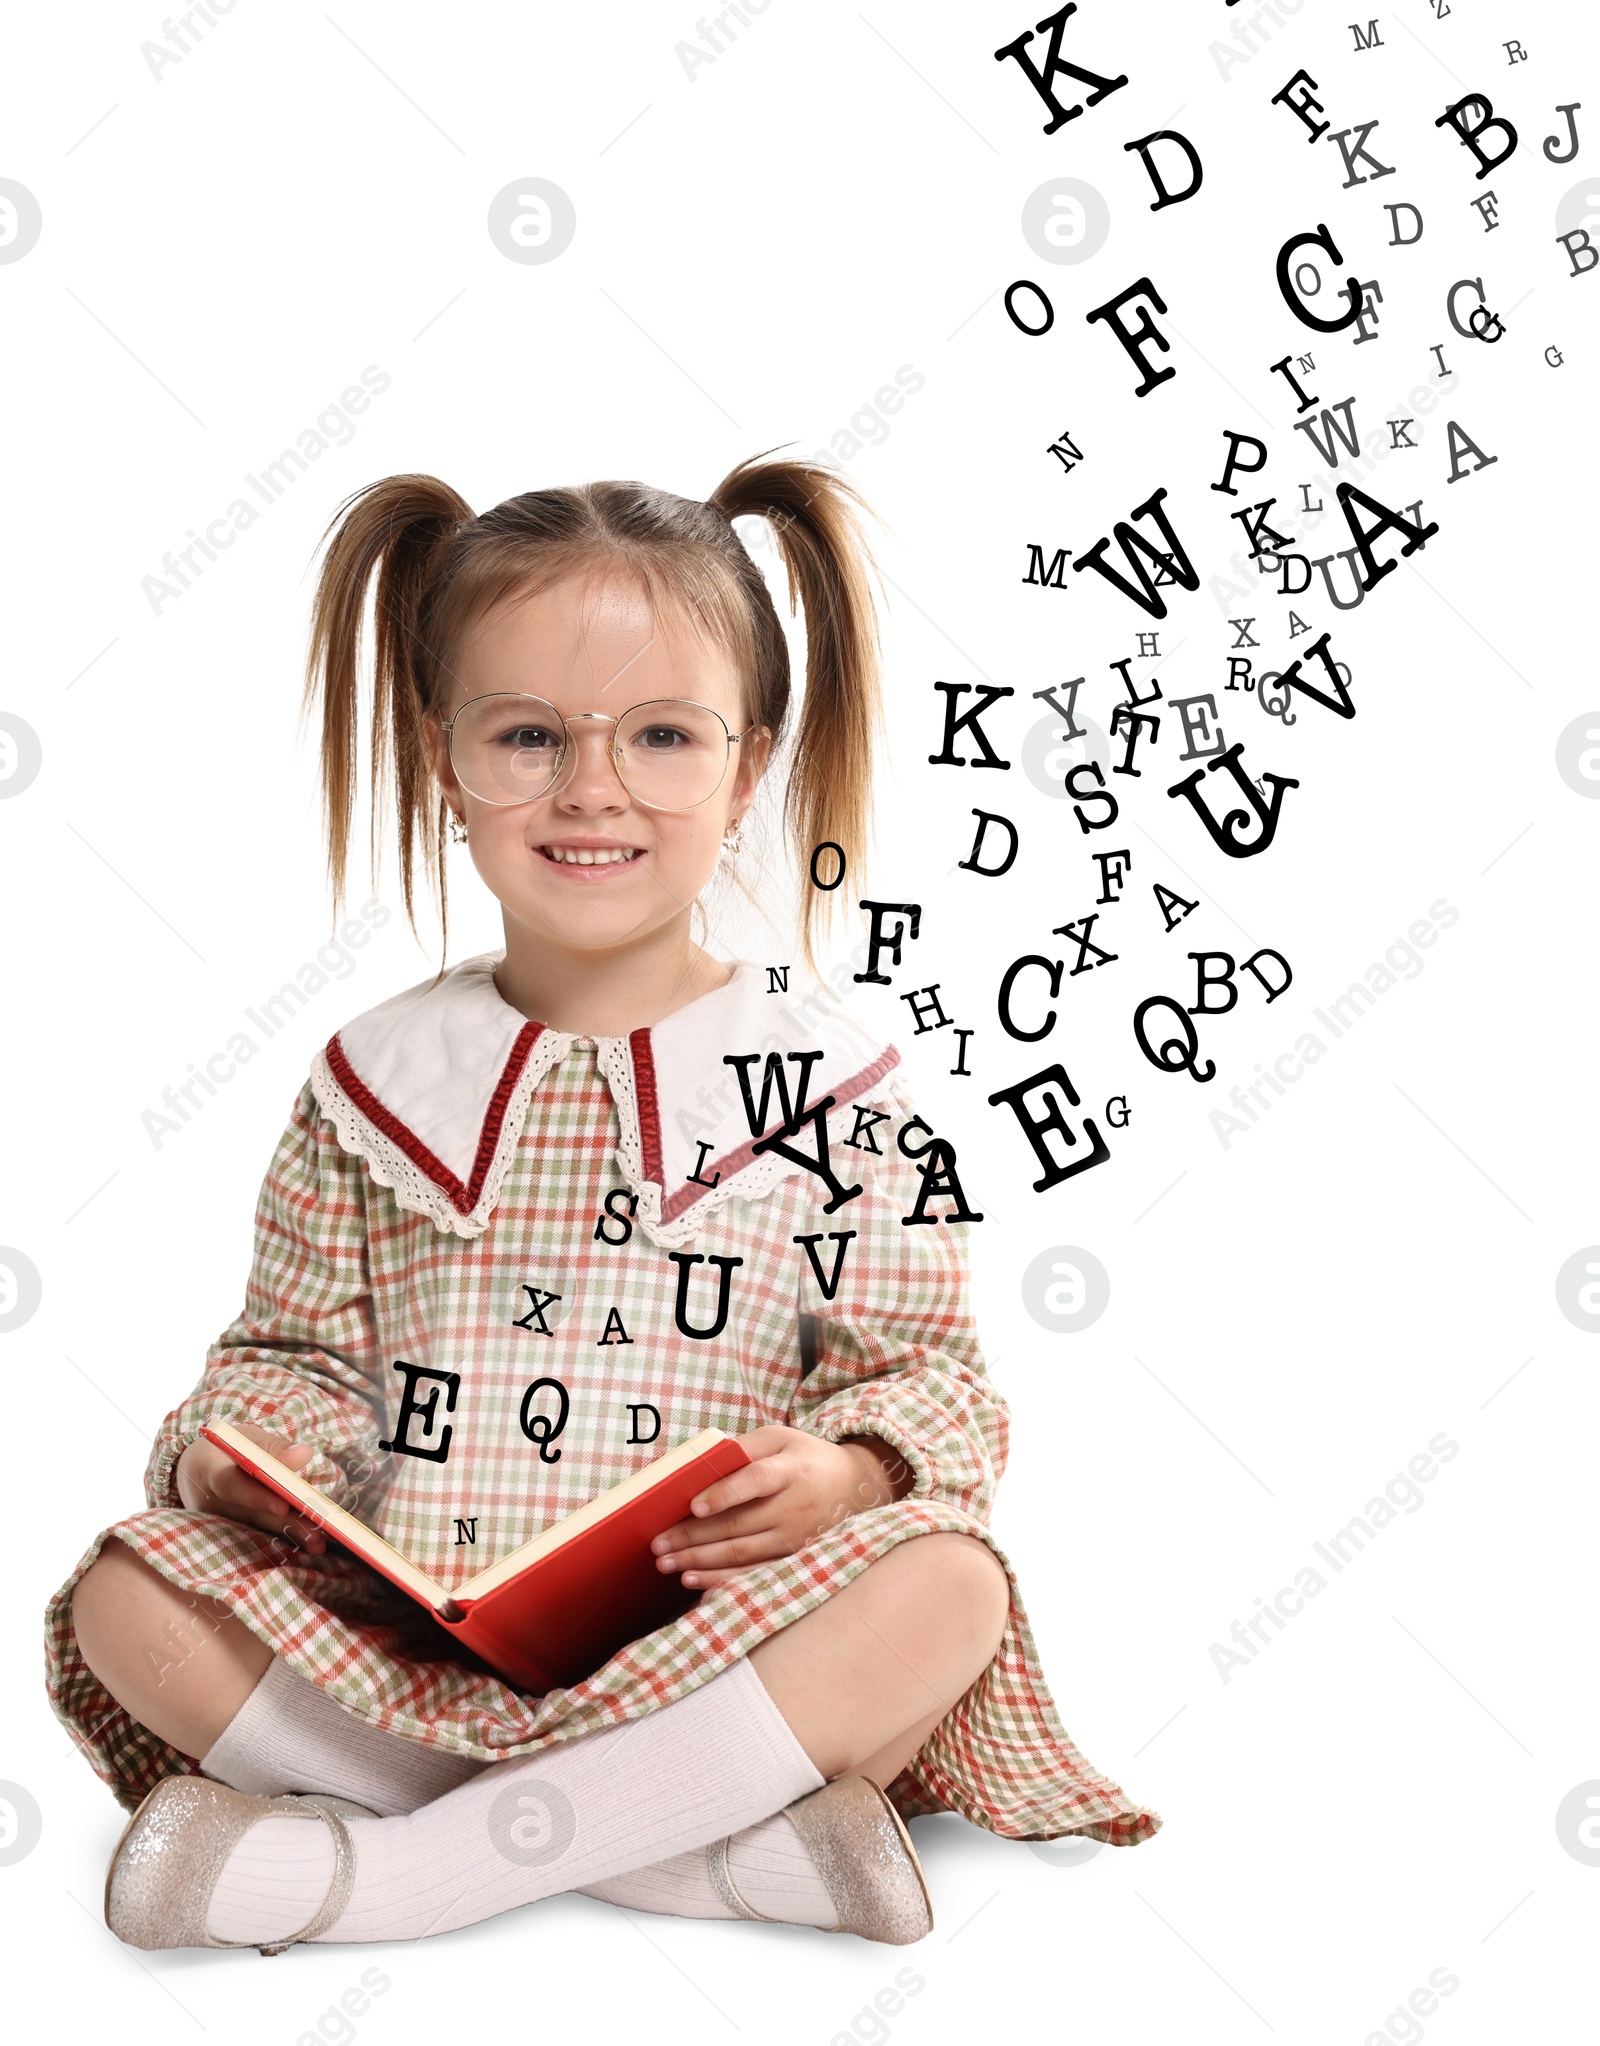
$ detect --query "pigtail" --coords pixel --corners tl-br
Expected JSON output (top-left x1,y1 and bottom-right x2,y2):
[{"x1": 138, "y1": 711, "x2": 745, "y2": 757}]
[
  {"x1": 302, "y1": 474, "x2": 473, "y2": 943},
  {"x1": 708, "y1": 454, "x2": 884, "y2": 970}
]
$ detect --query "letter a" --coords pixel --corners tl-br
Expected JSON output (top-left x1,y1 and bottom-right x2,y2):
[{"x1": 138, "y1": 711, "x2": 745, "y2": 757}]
[
  {"x1": 901, "y1": 1143, "x2": 985, "y2": 1226},
  {"x1": 1443, "y1": 419, "x2": 1498, "y2": 484},
  {"x1": 1334, "y1": 482, "x2": 1439, "y2": 592}
]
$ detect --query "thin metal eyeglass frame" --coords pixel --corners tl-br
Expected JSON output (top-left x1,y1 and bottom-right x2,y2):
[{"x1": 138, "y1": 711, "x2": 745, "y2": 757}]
[{"x1": 441, "y1": 693, "x2": 754, "y2": 812}]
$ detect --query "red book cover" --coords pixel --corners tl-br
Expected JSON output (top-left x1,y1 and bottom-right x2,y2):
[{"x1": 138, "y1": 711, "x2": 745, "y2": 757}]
[{"x1": 200, "y1": 1420, "x2": 751, "y2": 1694}]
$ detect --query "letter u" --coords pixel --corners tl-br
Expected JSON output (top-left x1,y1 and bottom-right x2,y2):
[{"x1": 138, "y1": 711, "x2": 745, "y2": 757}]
[
  {"x1": 668, "y1": 1252, "x2": 743, "y2": 1340},
  {"x1": 1311, "y1": 547, "x2": 1366, "y2": 610}
]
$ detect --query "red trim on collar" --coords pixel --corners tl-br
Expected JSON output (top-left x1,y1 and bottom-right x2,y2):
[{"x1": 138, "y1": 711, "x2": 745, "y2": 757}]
[
  {"x1": 324, "y1": 1021, "x2": 545, "y2": 1217},
  {"x1": 629, "y1": 1026, "x2": 664, "y2": 1188},
  {"x1": 658, "y1": 1045, "x2": 902, "y2": 1223}
]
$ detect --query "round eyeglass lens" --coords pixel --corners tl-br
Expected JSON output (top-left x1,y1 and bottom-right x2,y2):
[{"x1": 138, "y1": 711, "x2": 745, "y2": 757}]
[
  {"x1": 613, "y1": 701, "x2": 733, "y2": 808},
  {"x1": 450, "y1": 696, "x2": 568, "y2": 804}
]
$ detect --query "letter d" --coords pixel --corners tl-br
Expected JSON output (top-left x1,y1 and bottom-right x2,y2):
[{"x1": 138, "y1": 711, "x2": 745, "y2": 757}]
[
  {"x1": 626, "y1": 1402, "x2": 661, "y2": 1444},
  {"x1": 1241, "y1": 946, "x2": 1293, "y2": 1001},
  {"x1": 958, "y1": 808, "x2": 1019, "y2": 878},
  {"x1": 1124, "y1": 129, "x2": 1203, "y2": 210},
  {"x1": 1275, "y1": 552, "x2": 1312, "y2": 595},
  {"x1": 1384, "y1": 201, "x2": 1423, "y2": 246}
]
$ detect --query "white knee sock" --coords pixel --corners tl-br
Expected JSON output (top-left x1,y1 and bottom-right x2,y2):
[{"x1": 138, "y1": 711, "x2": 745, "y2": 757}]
[
  {"x1": 204, "y1": 1658, "x2": 824, "y2": 1945},
  {"x1": 578, "y1": 1810, "x2": 839, "y2": 1927},
  {"x1": 201, "y1": 1658, "x2": 488, "y2": 1819}
]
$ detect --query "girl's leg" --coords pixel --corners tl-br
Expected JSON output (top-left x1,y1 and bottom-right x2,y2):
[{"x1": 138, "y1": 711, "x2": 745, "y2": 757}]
[
  {"x1": 74, "y1": 1537, "x2": 271, "y2": 1756},
  {"x1": 580, "y1": 1534, "x2": 1006, "y2": 1924},
  {"x1": 196, "y1": 1532, "x2": 1007, "y2": 1946},
  {"x1": 748, "y1": 1531, "x2": 1009, "y2": 1780},
  {"x1": 73, "y1": 1539, "x2": 485, "y2": 1814}
]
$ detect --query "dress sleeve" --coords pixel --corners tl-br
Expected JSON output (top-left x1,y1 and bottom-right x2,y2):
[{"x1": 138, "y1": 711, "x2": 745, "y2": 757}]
[
  {"x1": 145, "y1": 1081, "x2": 386, "y2": 1511},
  {"x1": 786, "y1": 1094, "x2": 1006, "y2": 1524}
]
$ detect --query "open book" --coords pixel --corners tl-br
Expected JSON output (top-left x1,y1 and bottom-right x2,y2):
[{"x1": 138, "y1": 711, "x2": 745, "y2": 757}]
[{"x1": 201, "y1": 1419, "x2": 750, "y2": 1695}]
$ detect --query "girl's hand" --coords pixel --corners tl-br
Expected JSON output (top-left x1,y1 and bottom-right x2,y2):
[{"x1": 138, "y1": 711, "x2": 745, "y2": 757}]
[
  {"x1": 174, "y1": 1421, "x2": 328, "y2": 1556},
  {"x1": 651, "y1": 1425, "x2": 913, "y2": 1589}
]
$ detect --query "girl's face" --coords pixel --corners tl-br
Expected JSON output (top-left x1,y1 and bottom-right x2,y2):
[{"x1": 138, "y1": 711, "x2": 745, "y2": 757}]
[{"x1": 426, "y1": 570, "x2": 770, "y2": 960}]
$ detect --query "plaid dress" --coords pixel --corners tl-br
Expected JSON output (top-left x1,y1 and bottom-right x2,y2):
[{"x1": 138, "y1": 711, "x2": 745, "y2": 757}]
[{"x1": 44, "y1": 956, "x2": 1159, "y2": 1846}]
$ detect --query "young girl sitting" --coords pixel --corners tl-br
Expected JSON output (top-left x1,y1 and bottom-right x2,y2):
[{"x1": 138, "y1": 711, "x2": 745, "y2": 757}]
[{"x1": 48, "y1": 455, "x2": 1157, "y2": 1954}]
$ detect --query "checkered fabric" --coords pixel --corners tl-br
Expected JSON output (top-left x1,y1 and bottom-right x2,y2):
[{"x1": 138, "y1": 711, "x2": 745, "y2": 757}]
[{"x1": 45, "y1": 1036, "x2": 1159, "y2": 1846}]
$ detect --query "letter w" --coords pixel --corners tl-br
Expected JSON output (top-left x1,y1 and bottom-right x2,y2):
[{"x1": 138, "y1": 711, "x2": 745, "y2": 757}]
[
  {"x1": 1292, "y1": 397, "x2": 1361, "y2": 468},
  {"x1": 1071, "y1": 487, "x2": 1199, "y2": 620},
  {"x1": 723, "y1": 1050, "x2": 824, "y2": 1138}
]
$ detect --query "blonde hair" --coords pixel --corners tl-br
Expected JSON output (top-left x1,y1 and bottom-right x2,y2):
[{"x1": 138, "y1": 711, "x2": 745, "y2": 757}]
[{"x1": 302, "y1": 453, "x2": 883, "y2": 969}]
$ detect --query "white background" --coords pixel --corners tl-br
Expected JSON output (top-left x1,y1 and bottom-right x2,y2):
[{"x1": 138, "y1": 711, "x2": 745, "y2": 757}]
[{"x1": 3, "y1": 1, "x2": 1599, "y2": 2040}]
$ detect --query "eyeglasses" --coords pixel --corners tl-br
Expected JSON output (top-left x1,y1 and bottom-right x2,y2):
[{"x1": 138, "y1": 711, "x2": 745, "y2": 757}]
[{"x1": 442, "y1": 694, "x2": 752, "y2": 812}]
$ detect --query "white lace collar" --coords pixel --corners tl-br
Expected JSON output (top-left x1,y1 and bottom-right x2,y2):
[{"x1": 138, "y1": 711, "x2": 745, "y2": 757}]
[{"x1": 309, "y1": 951, "x2": 902, "y2": 1248}]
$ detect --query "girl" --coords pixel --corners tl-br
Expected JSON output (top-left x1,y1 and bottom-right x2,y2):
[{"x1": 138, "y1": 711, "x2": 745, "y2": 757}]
[{"x1": 47, "y1": 455, "x2": 1158, "y2": 1954}]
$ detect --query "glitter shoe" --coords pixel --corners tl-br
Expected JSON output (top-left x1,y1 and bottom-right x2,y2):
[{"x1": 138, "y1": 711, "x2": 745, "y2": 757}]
[
  {"x1": 707, "y1": 1775, "x2": 933, "y2": 1944},
  {"x1": 104, "y1": 1775, "x2": 373, "y2": 1954}
]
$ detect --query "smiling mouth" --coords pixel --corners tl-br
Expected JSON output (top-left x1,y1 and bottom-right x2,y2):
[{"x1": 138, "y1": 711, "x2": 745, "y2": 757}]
[{"x1": 538, "y1": 845, "x2": 644, "y2": 867}]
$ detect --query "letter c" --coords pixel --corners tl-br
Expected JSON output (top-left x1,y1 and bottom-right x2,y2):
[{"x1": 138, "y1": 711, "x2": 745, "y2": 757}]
[
  {"x1": 997, "y1": 954, "x2": 1064, "y2": 1042},
  {"x1": 1276, "y1": 223, "x2": 1361, "y2": 332},
  {"x1": 1446, "y1": 276, "x2": 1488, "y2": 340}
]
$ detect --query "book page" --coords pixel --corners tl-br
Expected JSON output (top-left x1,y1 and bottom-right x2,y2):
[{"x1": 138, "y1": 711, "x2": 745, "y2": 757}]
[
  {"x1": 455, "y1": 1427, "x2": 731, "y2": 1602},
  {"x1": 202, "y1": 1419, "x2": 450, "y2": 1612}
]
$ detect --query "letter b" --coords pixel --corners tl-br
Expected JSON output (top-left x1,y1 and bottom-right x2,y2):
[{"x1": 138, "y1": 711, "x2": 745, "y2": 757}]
[
  {"x1": 1435, "y1": 93, "x2": 1518, "y2": 179},
  {"x1": 1188, "y1": 951, "x2": 1238, "y2": 1014}
]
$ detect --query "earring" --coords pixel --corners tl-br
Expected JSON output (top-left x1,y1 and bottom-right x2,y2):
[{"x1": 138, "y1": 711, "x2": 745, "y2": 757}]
[
  {"x1": 722, "y1": 816, "x2": 744, "y2": 854},
  {"x1": 448, "y1": 814, "x2": 468, "y2": 844}
]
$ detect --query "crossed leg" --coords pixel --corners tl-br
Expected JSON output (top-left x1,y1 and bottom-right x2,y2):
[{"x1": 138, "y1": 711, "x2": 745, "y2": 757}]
[
  {"x1": 77, "y1": 1531, "x2": 1010, "y2": 1942},
  {"x1": 74, "y1": 1528, "x2": 1010, "y2": 1787}
]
